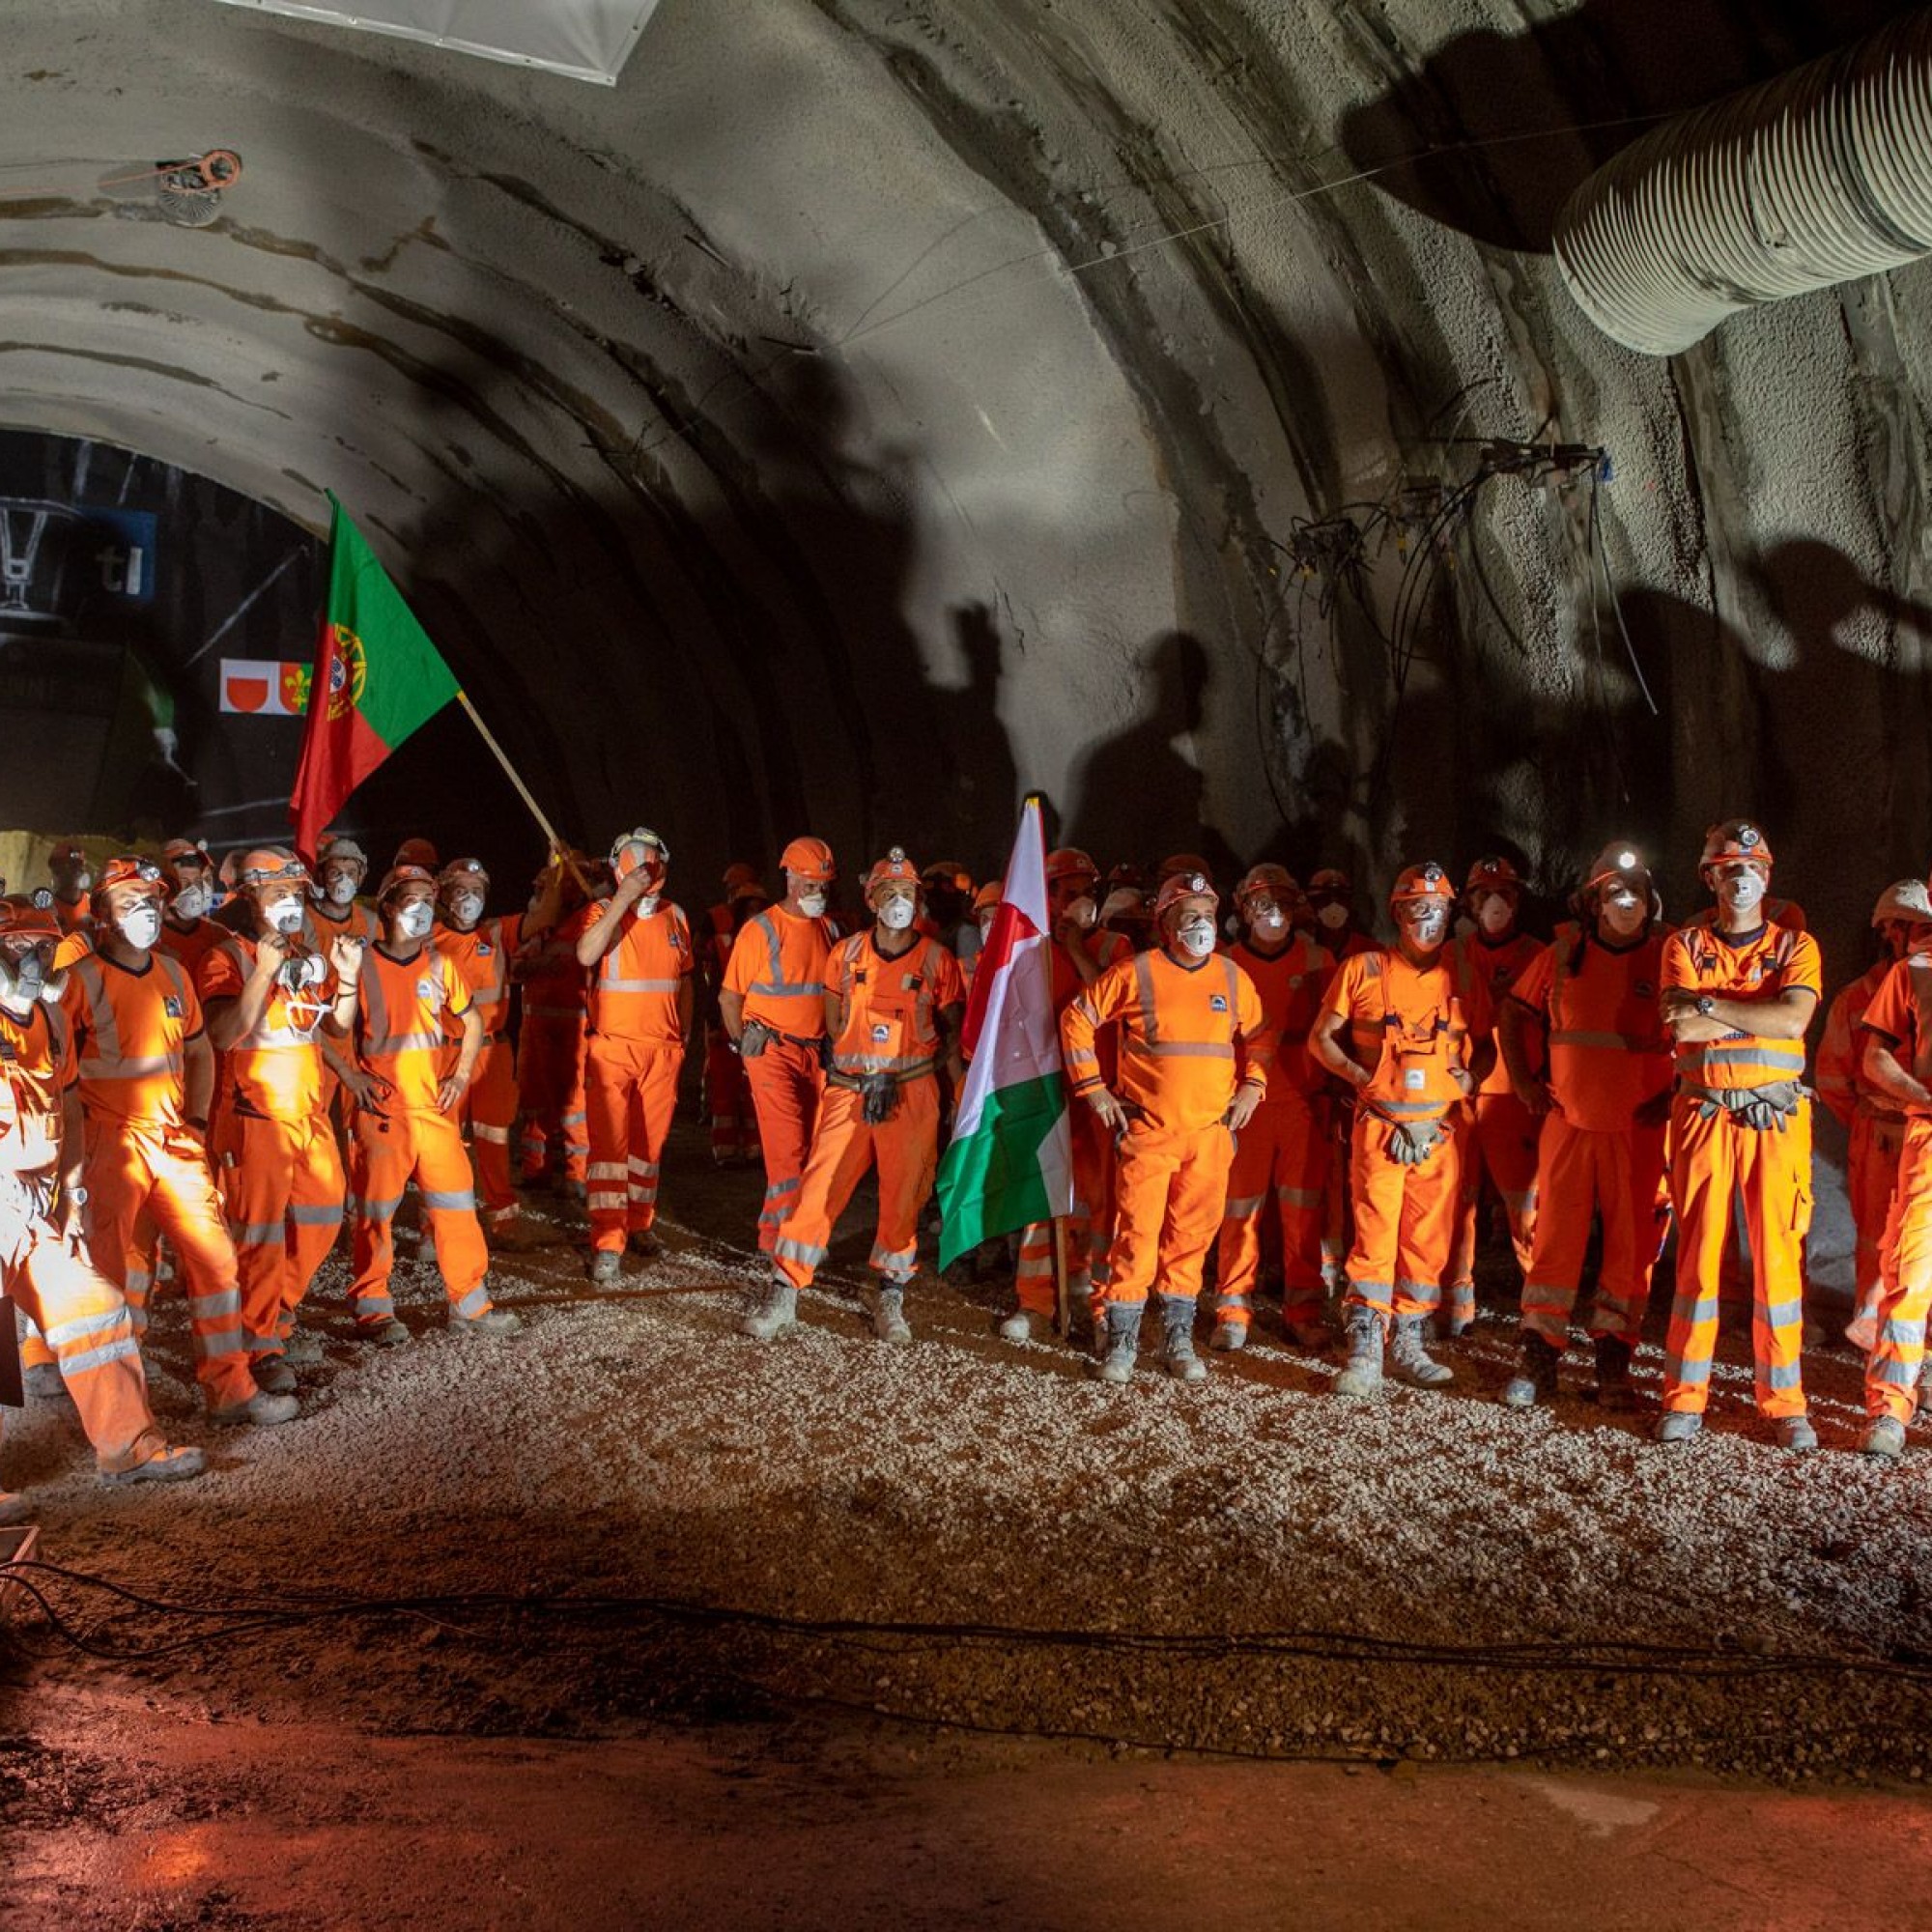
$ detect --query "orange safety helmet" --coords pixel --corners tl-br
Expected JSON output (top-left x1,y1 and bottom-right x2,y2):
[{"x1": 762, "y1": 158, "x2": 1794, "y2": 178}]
[
  {"x1": 972, "y1": 879, "x2": 1004, "y2": 915},
  {"x1": 1580, "y1": 841, "x2": 1651, "y2": 900},
  {"x1": 722, "y1": 861, "x2": 762, "y2": 897},
  {"x1": 1156, "y1": 852, "x2": 1213, "y2": 884},
  {"x1": 440, "y1": 856, "x2": 490, "y2": 895},
  {"x1": 1389, "y1": 862, "x2": 1455, "y2": 906},
  {"x1": 1154, "y1": 869, "x2": 1219, "y2": 919},
  {"x1": 95, "y1": 855, "x2": 166, "y2": 904},
  {"x1": 1234, "y1": 863, "x2": 1299, "y2": 912},
  {"x1": 0, "y1": 891, "x2": 61, "y2": 941},
  {"x1": 162, "y1": 837, "x2": 210, "y2": 870},
  {"x1": 779, "y1": 836, "x2": 836, "y2": 884},
  {"x1": 1873, "y1": 878, "x2": 1932, "y2": 927},
  {"x1": 1699, "y1": 818, "x2": 1774, "y2": 878},
  {"x1": 1044, "y1": 847, "x2": 1100, "y2": 890},
  {"x1": 236, "y1": 846, "x2": 310, "y2": 892},
  {"x1": 864, "y1": 846, "x2": 922, "y2": 903},
  {"x1": 1463, "y1": 855, "x2": 1522, "y2": 901},
  {"x1": 1306, "y1": 867, "x2": 1352, "y2": 903},
  {"x1": 922, "y1": 859, "x2": 973, "y2": 894},
  {"x1": 393, "y1": 837, "x2": 440, "y2": 872},
  {"x1": 377, "y1": 864, "x2": 439, "y2": 904}
]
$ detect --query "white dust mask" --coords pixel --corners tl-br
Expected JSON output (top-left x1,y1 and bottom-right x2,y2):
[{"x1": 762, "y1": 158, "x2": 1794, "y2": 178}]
[
  {"x1": 397, "y1": 901, "x2": 435, "y2": 940},
  {"x1": 266, "y1": 897, "x2": 306, "y2": 935},
  {"x1": 1177, "y1": 918, "x2": 1217, "y2": 957},
  {"x1": 878, "y1": 897, "x2": 916, "y2": 931},
  {"x1": 1249, "y1": 904, "x2": 1286, "y2": 937},
  {"x1": 326, "y1": 874, "x2": 359, "y2": 906},
  {"x1": 450, "y1": 893, "x2": 485, "y2": 926},
  {"x1": 172, "y1": 883, "x2": 212, "y2": 922},
  {"x1": 1316, "y1": 902, "x2": 1348, "y2": 930},
  {"x1": 797, "y1": 890, "x2": 829, "y2": 919},
  {"x1": 633, "y1": 894, "x2": 660, "y2": 919},
  {"x1": 1476, "y1": 895, "x2": 1515, "y2": 936},
  {"x1": 116, "y1": 904, "x2": 162, "y2": 950}
]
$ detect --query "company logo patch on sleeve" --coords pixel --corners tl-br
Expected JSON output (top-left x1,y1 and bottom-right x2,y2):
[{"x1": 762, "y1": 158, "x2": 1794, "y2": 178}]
[
  {"x1": 162, "y1": 995, "x2": 185, "y2": 1019},
  {"x1": 1209, "y1": 993, "x2": 1229, "y2": 1013}
]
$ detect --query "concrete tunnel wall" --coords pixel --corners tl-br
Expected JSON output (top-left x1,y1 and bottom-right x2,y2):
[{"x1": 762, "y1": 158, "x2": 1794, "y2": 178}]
[{"x1": 2, "y1": 0, "x2": 1929, "y2": 991}]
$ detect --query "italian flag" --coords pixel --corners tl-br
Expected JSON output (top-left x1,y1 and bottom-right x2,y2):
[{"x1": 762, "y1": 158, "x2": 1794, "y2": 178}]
[
  {"x1": 288, "y1": 493, "x2": 461, "y2": 860},
  {"x1": 936, "y1": 796, "x2": 1074, "y2": 1268}
]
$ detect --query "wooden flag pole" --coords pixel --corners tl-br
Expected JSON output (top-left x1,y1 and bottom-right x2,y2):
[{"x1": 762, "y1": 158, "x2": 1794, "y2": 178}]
[
  {"x1": 1053, "y1": 1215, "x2": 1070, "y2": 1338},
  {"x1": 455, "y1": 691, "x2": 595, "y2": 896}
]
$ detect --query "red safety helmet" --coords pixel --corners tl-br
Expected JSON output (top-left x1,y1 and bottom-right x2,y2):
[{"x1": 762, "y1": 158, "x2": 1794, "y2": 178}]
[
  {"x1": 1463, "y1": 855, "x2": 1522, "y2": 901},
  {"x1": 95, "y1": 855, "x2": 166, "y2": 905},
  {"x1": 377, "y1": 864, "x2": 439, "y2": 904},
  {"x1": 1154, "y1": 869, "x2": 1219, "y2": 919},
  {"x1": 237, "y1": 846, "x2": 310, "y2": 892},
  {"x1": 162, "y1": 837, "x2": 210, "y2": 870},
  {"x1": 0, "y1": 892, "x2": 61, "y2": 941},
  {"x1": 722, "y1": 861, "x2": 762, "y2": 896},
  {"x1": 393, "y1": 837, "x2": 440, "y2": 872},
  {"x1": 1306, "y1": 867, "x2": 1352, "y2": 904},
  {"x1": 47, "y1": 840, "x2": 88, "y2": 867},
  {"x1": 1699, "y1": 818, "x2": 1774, "y2": 879},
  {"x1": 972, "y1": 880, "x2": 1004, "y2": 915},
  {"x1": 1389, "y1": 862, "x2": 1455, "y2": 907},
  {"x1": 779, "y1": 836, "x2": 836, "y2": 884},
  {"x1": 865, "y1": 846, "x2": 922, "y2": 903},
  {"x1": 1235, "y1": 864, "x2": 1300, "y2": 914},
  {"x1": 440, "y1": 856, "x2": 490, "y2": 895},
  {"x1": 1044, "y1": 847, "x2": 1100, "y2": 890},
  {"x1": 1580, "y1": 841, "x2": 1652, "y2": 901},
  {"x1": 1156, "y1": 852, "x2": 1214, "y2": 885}
]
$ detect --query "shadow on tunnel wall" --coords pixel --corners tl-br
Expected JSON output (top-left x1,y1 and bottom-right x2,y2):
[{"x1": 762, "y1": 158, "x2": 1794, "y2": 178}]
[{"x1": 1338, "y1": 0, "x2": 1907, "y2": 253}]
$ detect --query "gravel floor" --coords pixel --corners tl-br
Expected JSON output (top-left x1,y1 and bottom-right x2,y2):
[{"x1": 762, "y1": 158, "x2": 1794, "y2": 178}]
[{"x1": 6, "y1": 1120, "x2": 1931, "y2": 1782}]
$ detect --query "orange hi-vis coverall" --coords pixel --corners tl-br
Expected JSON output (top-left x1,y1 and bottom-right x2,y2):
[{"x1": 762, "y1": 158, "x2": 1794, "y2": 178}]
[
  {"x1": 582, "y1": 899, "x2": 693, "y2": 1256},
  {"x1": 514, "y1": 921, "x2": 589, "y2": 1185},
  {"x1": 1815, "y1": 957, "x2": 1902, "y2": 1345},
  {"x1": 347, "y1": 945, "x2": 496, "y2": 1329},
  {"x1": 1316, "y1": 950, "x2": 1487, "y2": 1321},
  {"x1": 1212, "y1": 934, "x2": 1335, "y2": 1334},
  {"x1": 1854, "y1": 960, "x2": 1932, "y2": 1422},
  {"x1": 198, "y1": 936, "x2": 346, "y2": 1362},
  {"x1": 1013, "y1": 928, "x2": 1134, "y2": 1318},
  {"x1": 0, "y1": 1001, "x2": 177, "y2": 1474},
  {"x1": 1509, "y1": 926, "x2": 1674, "y2": 1350},
  {"x1": 701, "y1": 905, "x2": 759, "y2": 1164},
  {"x1": 1659, "y1": 923, "x2": 1822, "y2": 1420},
  {"x1": 62, "y1": 952, "x2": 256, "y2": 1409},
  {"x1": 435, "y1": 913, "x2": 524, "y2": 1226},
  {"x1": 1446, "y1": 930, "x2": 1545, "y2": 1318},
  {"x1": 1062, "y1": 949, "x2": 1274, "y2": 1312},
  {"x1": 773, "y1": 934, "x2": 965, "y2": 1290},
  {"x1": 724, "y1": 905, "x2": 838, "y2": 1252}
]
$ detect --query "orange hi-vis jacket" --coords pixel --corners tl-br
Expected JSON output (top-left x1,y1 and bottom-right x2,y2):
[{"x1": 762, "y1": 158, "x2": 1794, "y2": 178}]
[
  {"x1": 1449, "y1": 930, "x2": 1544, "y2": 1097},
  {"x1": 517, "y1": 915, "x2": 589, "y2": 1020},
  {"x1": 0, "y1": 1001, "x2": 71, "y2": 1178},
  {"x1": 156, "y1": 916, "x2": 230, "y2": 984},
  {"x1": 583, "y1": 901, "x2": 693, "y2": 1043},
  {"x1": 304, "y1": 899, "x2": 382, "y2": 950},
  {"x1": 1817, "y1": 958, "x2": 1896, "y2": 1128},
  {"x1": 1230, "y1": 935, "x2": 1335, "y2": 1094},
  {"x1": 1858, "y1": 958, "x2": 1932, "y2": 1115},
  {"x1": 1509, "y1": 925, "x2": 1673, "y2": 1132},
  {"x1": 1661, "y1": 923, "x2": 1822, "y2": 1093},
  {"x1": 62, "y1": 953, "x2": 202, "y2": 1129},
  {"x1": 825, "y1": 933, "x2": 965, "y2": 1084},
  {"x1": 1064, "y1": 948, "x2": 1275, "y2": 1135},
  {"x1": 355, "y1": 944, "x2": 471, "y2": 1114},
  {"x1": 197, "y1": 936, "x2": 340, "y2": 1122},
  {"x1": 436, "y1": 914, "x2": 524, "y2": 1042},
  {"x1": 1316, "y1": 948, "x2": 1487, "y2": 1123},
  {"x1": 724, "y1": 905, "x2": 837, "y2": 1041}
]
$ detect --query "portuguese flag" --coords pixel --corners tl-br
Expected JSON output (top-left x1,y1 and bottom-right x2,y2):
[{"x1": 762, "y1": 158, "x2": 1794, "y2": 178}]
[
  {"x1": 936, "y1": 795, "x2": 1074, "y2": 1269},
  {"x1": 288, "y1": 493, "x2": 460, "y2": 860}
]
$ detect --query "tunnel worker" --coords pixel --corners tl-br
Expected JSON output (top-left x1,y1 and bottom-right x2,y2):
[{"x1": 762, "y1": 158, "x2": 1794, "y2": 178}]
[
  {"x1": 156, "y1": 838, "x2": 229, "y2": 985},
  {"x1": 514, "y1": 850, "x2": 594, "y2": 1197},
  {"x1": 999, "y1": 847, "x2": 1134, "y2": 1345},
  {"x1": 744, "y1": 849, "x2": 966, "y2": 1345},
  {"x1": 63, "y1": 857, "x2": 298, "y2": 1430},
  {"x1": 1655, "y1": 819, "x2": 1819, "y2": 1451},
  {"x1": 199, "y1": 849, "x2": 362, "y2": 1386},
  {"x1": 0, "y1": 894, "x2": 206, "y2": 1522},
  {"x1": 306, "y1": 836, "x2": 381, "y2": 947},
  {"x1": 699, "y1": 864, "x2": 768, "y2": 1168},
  {"x1": 1208, "y1": 865, "x2": 1336, "y2": 1354},
  {"x1": 340, "y1": 865, "x2": 521, "y2": 1344},
  {"x1": 46, "y1": 841, "x2": 94, "y2": 940},
  {"x1": 1851, "y1": 893, "x2": 1932, "y2": 1458},
  {"x1": 1062, "y1": 869, "x2": 1273, "y2": 1385},
  {"x1": 720, "y1": 836, "x2": 840, "y2": 1258},
  {"x1": 435, "y1": 854, "x2": 556, "y2": 1246},
  {"x1": 576, "y1": 829, "x2": 694, "y2": 1285},
  {"x1": 1817, "y1": 880, "x2": 1929, "y2": 1353},
  {"x1": 1306, "y1": 867, "x2": 1377, "y2": 959},
  {"x1": 392, "y1": 837, "x2": 440, "y2": 874},
  {"x1": 962, "y1": 879, "x2": 1003, "y2": 993},
  {"x1": 1444, "y1": 857, "x2": 1545, "y2": 1335},
  {"x1": 1497, "y1": 844, "x2": 1674, "y2": 1411},
  {"x1": 1310, "y1": 863, "x2": 1488, "y2": 1399}
]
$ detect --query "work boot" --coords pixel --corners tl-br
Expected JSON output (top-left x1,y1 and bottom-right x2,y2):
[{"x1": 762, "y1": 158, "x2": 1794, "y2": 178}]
[
  {"x1": 1860, "y1": 1415, "x2": 1908, "y2": 1460},
  {"x1": 1388, "y1": 1314, "x2": 1454, "y2": 1389},
  {"x1": 738, "y1": 1276, "x2": 797, "y2": 1343},
  {"x1": 280, "y1": 1325, "x2": 325, "y2": 1366},
  {"x1": 253, "y1": 1352, "x2": 299, "y2": 1392},
  {"x1": 449, "y1": 1305, "x2": 522, "y2": 1338},
  {"x1": 1500, "y1": 1332, "x2": 1561, "y2": 1409},
  {"x1": 1443, "y1": 1290, "x2": 1477, "y2": 1340},
  {"x1": 1589, "y1": 1334, "x2": 1638, "y2": 1412},
  {"x1": 1652, "y1": 1410, "x2": 1702, "y2": 1445},
  {"x1": 209, "y1": 1389, "x2": 300, "y2": 1427},
  {"x1": 1774, "y1": 1414, "x2": 1818, "y2": 1454},
  {"x1": 357, "y1": 1319, "x2": 411, "y2": 1351},
  {"x1": 100, "y1": 1437, "x2": 207, "y2": 1487},
  {"x1": 1208, "y1": 1320, "x2": 1246, "y2": 1352},
  {"x1": 1093, "y1": 1301, "x2": 1142, "y2": 1385},
  {"x1": 873, "y1": 1286, "x2": 912, "y2": 1346},
  {"x1": 1158, "y1": 1295, "x2": 1208, "y2": 1382},
  {"x1": 587, "y1": 1248, "x2": 621, "y2": 1286},
  {"x1": 628, "y1": 1229, "x2": 663, "y2": 1261},
  {"x1": 995, "y1": 1309, "x2": 1034, "y2": 1344},
  {"x1": 1332, "y1": 1309, "x2": 1385, "y2": 1400}
]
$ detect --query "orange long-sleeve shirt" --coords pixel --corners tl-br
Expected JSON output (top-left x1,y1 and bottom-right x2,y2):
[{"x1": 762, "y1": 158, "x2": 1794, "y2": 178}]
[
  {"x1": 1314, "y1": 948, "x2": 1487, "y2": 1122},
  {"x1": 1816, "y1": 958, "x2": 1895, "y2": 1130},
  {"x1": 826, "y1": 933, "x2": 964, "y2": 1079},
  {"x1": 354, "y1": 944, "x2": 471, "y2": 1114},
  {"x1": 436, "y1": 913, "x2": 525, "y2": 1042}
]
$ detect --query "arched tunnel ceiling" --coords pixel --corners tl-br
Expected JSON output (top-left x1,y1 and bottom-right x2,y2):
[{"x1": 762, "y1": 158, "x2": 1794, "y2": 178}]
[{"x1": 3, "y1": 0, "x2": 1928, "y2": 962}]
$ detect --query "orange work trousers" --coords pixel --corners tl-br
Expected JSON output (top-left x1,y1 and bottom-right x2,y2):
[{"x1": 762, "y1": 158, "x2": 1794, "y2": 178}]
[
  {"x1": 1662, "y1": 1094, "x2": 1808, "y2": 1419},
  {"x1": 1214, "y1": 1091, "x2": 1329, "y2": 1330},
  {"x1": 1340, "y1": 1107, "x2": 1459, "y2": 1321},
  {"x1": 517, "y1": 1011, "x2": 588, "y2": 1184},
  {"x1": 1844, "y1": 1108, "x2": 1907, "y2": 1342},
  {"x1": 744, "y1": 1037, "x2": 826, "y2": 1254},
  {"x1": 1447, "y1": 1091, "x2": 1538, "y2": 1318},
  {"x1": 456, "y1": 1037, "x2": 519, "y2": 1222},
  {"x1": 1097, "y1": 1117, "x2": 1236, "y2": 1310},
  {"x1": 585, "y1": 1035, "x2": 684, "y2": 1255},
  {"x1": 1519, "y1": 1115, "x2": 1668, "y2": 1351},
  {"x1": 1014, "y1": 1104, "x2": 1117, "y2": 1316},
  {"x1": 214, "y1": 1108, "x2": 345, "y2": 1362},
  {"x1": 773, "y1": 1076, "x2": 940, "y2": 1290},
  {"x1": 348, "y1": 1105, "x2": 494, "y2": 1329},
  {"x1": 1863, "y1": 1119, "x2": 1932, "y2": 1420},
  {"x1": 2, "y1": 1202, "x2": 167, "y2": 1471},
  {"x1": 703, "y1": 1023, "x2": 759, "y2": 1163},
  {"x1": 83, "y1": 1118, "x2": 257, "y2": 1408}
]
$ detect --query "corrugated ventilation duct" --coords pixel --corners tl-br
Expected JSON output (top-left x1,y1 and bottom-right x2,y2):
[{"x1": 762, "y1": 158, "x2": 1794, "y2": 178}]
[{"x1": 1554, "y1": 11, "x2": 1932, "y2": 355}]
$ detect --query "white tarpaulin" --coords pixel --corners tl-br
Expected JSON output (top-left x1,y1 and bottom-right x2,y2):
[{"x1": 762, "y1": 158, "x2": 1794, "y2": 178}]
[{"x1": 207, "y1": 1, "x2": 662, "y2": 86}]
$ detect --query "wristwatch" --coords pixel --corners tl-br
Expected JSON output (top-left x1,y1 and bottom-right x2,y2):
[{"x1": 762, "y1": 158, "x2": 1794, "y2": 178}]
[
  {"x1": 66, "y1": 1185, "x2": 88, "y2": 1207},
  {"x1": 1695, "y1": 995, "x2": 1717, "y2": 1017}
]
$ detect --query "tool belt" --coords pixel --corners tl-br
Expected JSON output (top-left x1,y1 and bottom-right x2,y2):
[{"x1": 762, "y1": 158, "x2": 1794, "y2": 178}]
[
  {"x1": 829, "y1": 1057, "x2": 936, "y2": 1124},
  {"x1": 1682, "y1": 1079, "x2": 1806, "y2": 1132},
  {"x1": 739, "y1": 1019, "x2": 828, "y2": 1062}
]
